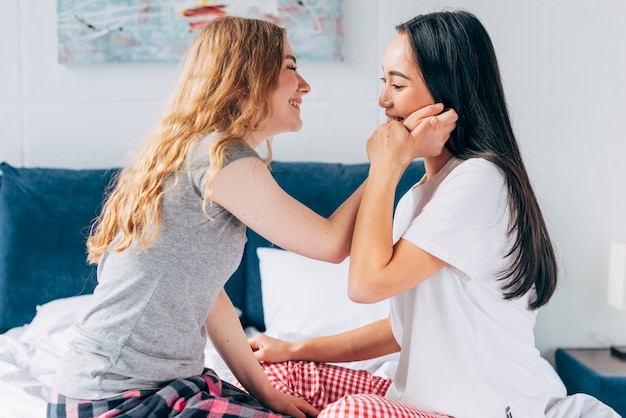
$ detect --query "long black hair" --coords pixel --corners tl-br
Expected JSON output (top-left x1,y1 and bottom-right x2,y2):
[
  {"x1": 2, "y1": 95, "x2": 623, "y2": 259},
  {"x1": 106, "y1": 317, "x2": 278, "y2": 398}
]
[{"x1": 397, "y1": 10, "x2": 557, "y2": 309}]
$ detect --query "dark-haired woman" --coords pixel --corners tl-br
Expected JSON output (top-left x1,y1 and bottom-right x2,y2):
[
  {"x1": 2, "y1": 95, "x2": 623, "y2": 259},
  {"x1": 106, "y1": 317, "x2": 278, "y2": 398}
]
[{"x1": 249, "y1": 10, "x2": 560, "y2": 418}]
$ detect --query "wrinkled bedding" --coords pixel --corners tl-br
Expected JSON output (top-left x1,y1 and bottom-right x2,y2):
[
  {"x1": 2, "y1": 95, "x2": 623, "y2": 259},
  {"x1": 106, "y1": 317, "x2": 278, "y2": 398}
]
[
  {"x1": 0, "y1": 295, "x2": 398, "y2": 418},
  {"x1": 0, "y1": 295, "x2": 619, "y2": 418}
]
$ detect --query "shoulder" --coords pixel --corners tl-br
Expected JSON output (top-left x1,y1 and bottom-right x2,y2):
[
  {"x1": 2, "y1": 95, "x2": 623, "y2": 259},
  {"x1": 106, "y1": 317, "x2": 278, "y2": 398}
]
[
  {"x1": 187, "y1": 134, "x2": 262, "y2": 168},
  {"x1": 186, "y1": 134, "x2": 263, "y2": 187},
  {"x1": 455, "y1": 157, "x2": 501, "y2": 176},
  {"x1": 224, "y1": 141, "x2": 262, "y2": 166},
  {"x1": 431, "y1": 158, "x2": 508, "y2": 214},
  {"x1": 445, "y1": 158, "x2": 505, "y2": 189}
]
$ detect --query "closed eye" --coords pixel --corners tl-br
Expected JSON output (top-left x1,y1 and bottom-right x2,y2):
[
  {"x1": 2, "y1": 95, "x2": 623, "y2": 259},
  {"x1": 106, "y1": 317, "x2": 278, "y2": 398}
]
[
  {"x1": 285, "y1": 54, "x2": 298, "y2": 71},
  {"x1": 380, "y1": 77, "x2": 405, "y2": 90}
]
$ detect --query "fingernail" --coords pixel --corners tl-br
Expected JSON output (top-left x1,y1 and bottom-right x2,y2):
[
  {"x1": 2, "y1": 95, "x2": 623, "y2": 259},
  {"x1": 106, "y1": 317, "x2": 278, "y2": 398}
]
[{"x1": 429, "y1": 116, "x2": 438, "y2": 126}]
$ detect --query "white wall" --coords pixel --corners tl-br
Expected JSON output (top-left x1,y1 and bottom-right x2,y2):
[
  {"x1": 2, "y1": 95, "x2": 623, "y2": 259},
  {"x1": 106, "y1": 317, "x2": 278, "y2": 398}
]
[{"x1": 1, "y1": 0, "x2": 625, "y2": 360}]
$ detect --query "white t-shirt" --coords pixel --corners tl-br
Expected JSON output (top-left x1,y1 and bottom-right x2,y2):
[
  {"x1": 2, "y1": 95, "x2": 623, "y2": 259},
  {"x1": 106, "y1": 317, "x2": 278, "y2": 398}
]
[{"x1": 385, "y1": 157, "x2": 553, "y2": 418}]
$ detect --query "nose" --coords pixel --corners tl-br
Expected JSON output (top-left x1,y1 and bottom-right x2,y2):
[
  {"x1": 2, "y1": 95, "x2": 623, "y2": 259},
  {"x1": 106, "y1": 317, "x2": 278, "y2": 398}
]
[
  {"x1": 297, "y1": 73, "x2": 311, "y2": 95},
  {"x1": 378, "y1": 86, "x2": 392, "y2": 109}
]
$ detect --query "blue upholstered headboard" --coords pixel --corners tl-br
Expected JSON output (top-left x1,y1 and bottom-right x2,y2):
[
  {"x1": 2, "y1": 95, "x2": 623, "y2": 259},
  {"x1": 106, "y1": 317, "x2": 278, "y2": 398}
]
[{"x1": 0, "y1": 160, "x2": 425, "y2": 332}]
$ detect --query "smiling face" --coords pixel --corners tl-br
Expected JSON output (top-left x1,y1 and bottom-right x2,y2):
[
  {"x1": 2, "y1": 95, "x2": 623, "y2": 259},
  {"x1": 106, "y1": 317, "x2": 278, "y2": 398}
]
[
  {"x1": 379, "y1": 33, "x2": 434, "y2": 122},
  {"x1": 251, "y1": 41, "x2": 311, "y2": 145}
]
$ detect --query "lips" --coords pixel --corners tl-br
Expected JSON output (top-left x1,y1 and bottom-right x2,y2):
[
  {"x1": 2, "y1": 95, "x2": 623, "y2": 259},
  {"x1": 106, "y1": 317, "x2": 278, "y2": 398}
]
[{"x1": 386, "y1": 115, "x2": 404, "y2": 122}]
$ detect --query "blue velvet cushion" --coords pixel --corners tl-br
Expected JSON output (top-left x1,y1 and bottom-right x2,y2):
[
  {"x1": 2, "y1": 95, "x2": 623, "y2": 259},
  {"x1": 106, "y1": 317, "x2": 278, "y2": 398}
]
[
  {"x1": 0, "y1": 162, "x2": 118, "y2": 332},
  {"x1": 0, "y1": 160, "x2": 425, "y2": 333}
]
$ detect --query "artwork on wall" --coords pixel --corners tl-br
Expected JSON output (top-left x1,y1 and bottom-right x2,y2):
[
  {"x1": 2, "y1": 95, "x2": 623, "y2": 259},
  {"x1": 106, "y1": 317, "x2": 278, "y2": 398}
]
[{"x1": 57, "y1": 0, "x2": 343, "y2": 64}]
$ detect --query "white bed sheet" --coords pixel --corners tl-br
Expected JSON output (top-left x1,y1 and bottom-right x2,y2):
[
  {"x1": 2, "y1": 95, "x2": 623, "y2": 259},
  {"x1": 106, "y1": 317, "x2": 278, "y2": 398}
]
[
  {"x1": 0, "y1": 295, "x2": 398, "y2": 418},
  {"x1": 0, "y1": 295, "x2": 619, "y2": 418}
]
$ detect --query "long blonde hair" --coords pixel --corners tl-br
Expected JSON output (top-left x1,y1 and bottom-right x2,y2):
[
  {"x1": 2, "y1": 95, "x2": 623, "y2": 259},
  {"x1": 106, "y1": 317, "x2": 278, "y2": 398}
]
[{"x1": 87, "y1": 17, "x2": 285, "y2": 264}]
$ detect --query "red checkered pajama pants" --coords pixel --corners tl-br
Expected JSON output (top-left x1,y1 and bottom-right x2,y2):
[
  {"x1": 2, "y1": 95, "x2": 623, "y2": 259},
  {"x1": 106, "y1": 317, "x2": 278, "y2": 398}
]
[{"x1": 258, "y1": 361, "x2": 449, "y2": 418}]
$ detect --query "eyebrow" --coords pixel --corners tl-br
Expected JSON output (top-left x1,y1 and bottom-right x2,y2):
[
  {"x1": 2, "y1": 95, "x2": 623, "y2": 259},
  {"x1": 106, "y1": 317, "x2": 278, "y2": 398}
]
[
  {"x1": 285, "y1": 54, "x2": 297, "y2": 63},
  {"x1": 382, "y1": 67, "x2": 412, "y2": 80}
]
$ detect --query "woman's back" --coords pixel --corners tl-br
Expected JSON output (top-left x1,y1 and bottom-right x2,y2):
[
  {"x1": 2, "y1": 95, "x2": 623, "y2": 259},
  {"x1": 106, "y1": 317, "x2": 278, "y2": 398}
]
[{"x1": 54, "y1": 138, "x2": 258, "y2": 399}]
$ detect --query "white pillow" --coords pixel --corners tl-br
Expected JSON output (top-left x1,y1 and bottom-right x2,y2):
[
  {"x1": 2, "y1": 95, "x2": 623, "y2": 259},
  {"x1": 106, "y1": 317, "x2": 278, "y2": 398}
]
[{"x1": 257, "y1": 248, "x2": 389, "y2": 339}]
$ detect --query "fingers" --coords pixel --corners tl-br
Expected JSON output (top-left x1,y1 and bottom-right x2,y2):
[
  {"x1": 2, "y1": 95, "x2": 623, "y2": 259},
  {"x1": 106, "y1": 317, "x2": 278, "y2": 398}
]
[
  {"x1": 403, "y1": 103, "x2": 444, "y2": 131},
  {"x1": 250, "y1": 341, "x2": 267, "y2": 361},
  {"x1": 248, "y1": 334, "x2": 292, "y2": 363},
  {"x1": 430, "y1": 108, "x2": 458, "y2": 127},
  {"x1": 408, "y1": 103, "x2": 445, "y2": 123},
  {"x1": 289, "y1": 405, "x2": 317, "y2": 418},
  {"x1": 367, "y1": 105, "x2": 458, "y2": 166},
  {"x1": 290, "y1": 409, "x2": 306, "y2": 418},
  {"x1": 406, "y1": 108, "x2": 458, "y2": 160},
  {"x1": 404, "y1": 104, "x2": 460, "y2": 134},
  {"x1": 269, "y1": 392, "x2": 319, "y2": 418},
  {"x1": 366, "y1": 122, "x2": 412, "y2": 166},
  {"x1": 248, "y1": 335, "x2": 262, "y2": 352},
  {"x1": 248, "y1": 340, "x2": 258, "y2": 352},
  {"x1": 298, "y1": 400, "x2": 320, "y2": 417},
  {"x1": 248, "y1": 335, "x2": 267, "y2": 361}
]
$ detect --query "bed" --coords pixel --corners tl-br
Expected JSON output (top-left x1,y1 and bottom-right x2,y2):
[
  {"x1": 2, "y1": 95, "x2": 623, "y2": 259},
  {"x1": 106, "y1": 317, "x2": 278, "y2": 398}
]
[{"x1": 0, "y1": 160, "x2": 619, "y2": 417}]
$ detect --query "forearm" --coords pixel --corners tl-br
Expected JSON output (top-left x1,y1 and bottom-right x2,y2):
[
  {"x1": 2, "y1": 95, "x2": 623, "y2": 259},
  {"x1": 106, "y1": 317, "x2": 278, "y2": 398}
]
[
  {"x1": 348, "y1": 166, "x2": 401, "y2": 302},
  {"x1": 205, "y1": 290, "x2": 274, "y2": 400},
  {"x1": 325, "y1": 180, "x2": 367, "y2": 261},
  {"x1": 291, "y1": 317, "x2": 399, "y2": 363}
]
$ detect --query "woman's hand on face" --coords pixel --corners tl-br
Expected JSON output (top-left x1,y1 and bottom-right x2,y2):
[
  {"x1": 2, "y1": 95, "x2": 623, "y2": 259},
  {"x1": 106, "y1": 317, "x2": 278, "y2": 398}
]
[
  {"x1": 249, "y1": 333, "x2": 294, "y2": 363},
  {"x1": 403, "y1": 103, "x2": 458, "y2": 160},
  {"x1": 366, "y1": 119, "x2": 416, "y2": 174},
  {"x1": 366, "y1": 103, "x2": 458, "y2": 173}
]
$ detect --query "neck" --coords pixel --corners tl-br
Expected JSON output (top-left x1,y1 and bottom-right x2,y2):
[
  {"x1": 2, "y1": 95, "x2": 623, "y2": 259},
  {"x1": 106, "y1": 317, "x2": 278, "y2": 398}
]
[
  {"x1": 245, "y1": 134, "x2": 265, "y2": 149},
  {"x1": 423, "y1": 148, "x2": 453, "y2": 179}
]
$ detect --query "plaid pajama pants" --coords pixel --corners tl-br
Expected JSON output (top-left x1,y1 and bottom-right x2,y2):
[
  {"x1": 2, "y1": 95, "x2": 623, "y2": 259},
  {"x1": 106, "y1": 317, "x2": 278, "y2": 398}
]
[
  {"x1": 257, "y1": 361, "x2": 450, "y2": 418},
  {"x1": 47, "y1": 368, "x2": 285, "y2": 418}
]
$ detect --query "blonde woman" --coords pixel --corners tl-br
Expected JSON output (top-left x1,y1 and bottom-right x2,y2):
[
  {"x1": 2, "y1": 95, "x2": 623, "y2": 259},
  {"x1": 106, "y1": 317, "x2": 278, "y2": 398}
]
[{"x1": 48, "y1": 16, "x2": 456, "y2": 418}]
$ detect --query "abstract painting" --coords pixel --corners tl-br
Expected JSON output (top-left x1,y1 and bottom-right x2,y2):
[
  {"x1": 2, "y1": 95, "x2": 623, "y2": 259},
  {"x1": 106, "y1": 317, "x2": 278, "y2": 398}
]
[{"x1": 57, "y1": 0, "x2": 343, "y2": 64}]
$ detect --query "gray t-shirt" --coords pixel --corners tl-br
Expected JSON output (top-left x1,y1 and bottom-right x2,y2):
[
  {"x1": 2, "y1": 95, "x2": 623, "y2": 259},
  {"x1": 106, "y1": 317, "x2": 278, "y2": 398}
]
[{"x1": 53, "y1": 135, "x2": 260, "y2": 399}]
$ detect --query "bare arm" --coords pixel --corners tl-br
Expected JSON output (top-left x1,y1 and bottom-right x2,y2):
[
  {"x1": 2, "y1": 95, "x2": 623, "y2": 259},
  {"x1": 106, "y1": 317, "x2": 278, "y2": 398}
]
[
  {"x1": 210, "y1": 105, "x2": 454, "y2": 264},
  {"x1": 205, "y1": 290, "x2": 319, "y2": 417},
  {"x1": 249, "y1": 317, "x2": 399, "y2": 364},
  {"x1": 348, "y1": 106, "x2": 457, "y2": 303},
  {"x1": 211, "y1": 158, "x2": 364, "y2": 263}
]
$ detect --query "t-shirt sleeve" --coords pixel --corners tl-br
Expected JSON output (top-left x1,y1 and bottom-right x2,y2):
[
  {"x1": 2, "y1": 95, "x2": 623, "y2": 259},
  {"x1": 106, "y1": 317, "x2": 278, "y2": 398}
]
[
  {"x1": 401, "y1": 159, "x2": 510, "y2": 281},
  {"x1": 190, "y1": 138, "x2": 261, "y2": 195},
  {"x1": 223, "y1": 142, "x2": 262, "y2": 166}
]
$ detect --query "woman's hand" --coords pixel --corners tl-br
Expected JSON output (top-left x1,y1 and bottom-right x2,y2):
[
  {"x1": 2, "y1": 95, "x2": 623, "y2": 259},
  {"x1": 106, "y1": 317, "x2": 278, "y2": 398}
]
[
  {"x1": 205, "y1": 293, "x2": 317, "y2": 417},
  {"x1": 366, "y1": 103, "x2": 457, "y2": 176},
  {"x1": 403, "y1": 103, "x2": 458, "y2": 160},
  {"x1": 249, "y1": 333, "x2": 295, "y2": 363},
  {"x1": 366, "y1": 120, "x2": 415, "y2": 175},
  {"x1": 260, "y1": 388, "x2": 320, "y2": 417},
  {"x1": 248, "y1": 334, "x2": 319, "y2": 416}
]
